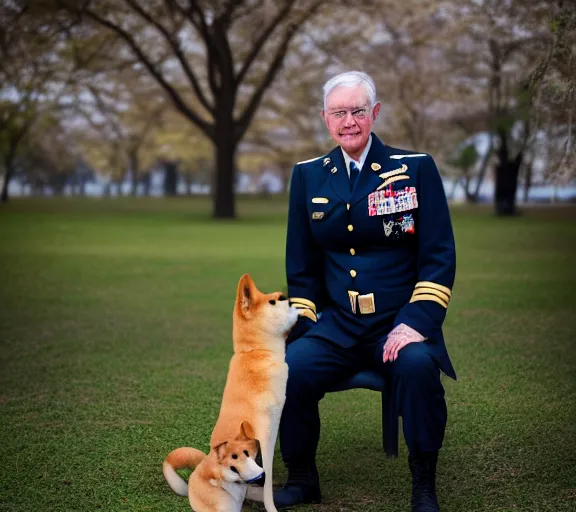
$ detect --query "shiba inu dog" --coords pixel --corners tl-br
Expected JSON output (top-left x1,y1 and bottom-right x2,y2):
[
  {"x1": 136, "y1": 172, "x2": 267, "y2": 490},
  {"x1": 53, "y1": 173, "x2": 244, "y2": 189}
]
[
  {"x1": 163, "y1": 422, "x2": 264, "y2": 512},
  {"x1": 210, "y1": 273, "x2": 299, "y2": 512},
  {"x1": 164, "y1": 274, "x2": 299, "y2": 512}
]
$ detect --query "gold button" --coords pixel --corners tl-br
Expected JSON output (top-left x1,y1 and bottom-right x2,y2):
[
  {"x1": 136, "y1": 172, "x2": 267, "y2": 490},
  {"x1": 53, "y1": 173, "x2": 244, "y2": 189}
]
[
  {"x1": 350, "y1": 248, "x2": 356, "y2": 255},
  {"x1": 350, "y1": 269, "x2": 357, "y2": 278},
  {"x1": 347, "y1": 203, "x2": 350, "y2": 210},
  {"x1": 347, "y1": 224, "x2": 354, "y2": 231}
]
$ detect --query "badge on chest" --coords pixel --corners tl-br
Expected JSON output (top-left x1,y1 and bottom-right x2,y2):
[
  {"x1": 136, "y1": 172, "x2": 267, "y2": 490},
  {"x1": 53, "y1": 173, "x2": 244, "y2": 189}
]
[
  {"x1": 384, "y1": 214, "x2": 415, "y2": 238},
  {"x1": 368, "y1": 186, "x2": 418, "y2": 217}
]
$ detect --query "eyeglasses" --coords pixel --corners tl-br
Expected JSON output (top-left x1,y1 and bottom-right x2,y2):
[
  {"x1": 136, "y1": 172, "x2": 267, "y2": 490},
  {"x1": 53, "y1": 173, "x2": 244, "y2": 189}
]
[{"x1": 327, "y1": 106, "x2": 371, "y2": 120}]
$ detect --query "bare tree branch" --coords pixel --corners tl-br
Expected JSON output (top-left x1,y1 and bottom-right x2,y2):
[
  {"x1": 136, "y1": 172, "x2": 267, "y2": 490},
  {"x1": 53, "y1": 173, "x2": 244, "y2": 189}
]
[
  {"x1": 220, "y1": 0, "x2": 245, "y2": 28},
  {"x1": 81, "y1": 6, "x2": 215, "y2": 139},
  {"x1": 235, "y1": 0, "x2": 295, "y2": 85},
  {"x1": 235, "y1": 0, "x2": 325, "y2": 142},
  {"x1": 123, "y1": 0, "x2": 214, "y2": 114},
  {"x1": 182, "y1": 1, "x2": 221, "y2": 94}
]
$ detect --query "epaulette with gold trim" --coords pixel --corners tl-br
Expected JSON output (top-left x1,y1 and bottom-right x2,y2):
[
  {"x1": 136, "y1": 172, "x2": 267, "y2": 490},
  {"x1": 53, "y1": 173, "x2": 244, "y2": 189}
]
[
  {"x1": 296, "y1": 155, "x2": 324, "y2": 165},
  {"x1": 390, "y1": 153, "x2": 428, "y2": 159}
]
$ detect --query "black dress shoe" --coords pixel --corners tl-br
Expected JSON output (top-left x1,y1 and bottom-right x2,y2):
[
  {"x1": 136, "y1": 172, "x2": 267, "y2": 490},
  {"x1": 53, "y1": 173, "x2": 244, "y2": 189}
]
[
  {"x1": 273, "y1": 461, "x2": 322, "y2": 509},
  {"x1": 409, "y1": 451, "x2": 440, "y2": 511}
]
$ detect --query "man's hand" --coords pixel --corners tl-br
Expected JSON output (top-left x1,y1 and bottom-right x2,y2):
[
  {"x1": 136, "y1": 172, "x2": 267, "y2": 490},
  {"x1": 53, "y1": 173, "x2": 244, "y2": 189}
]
[
  {"x1": 286, "y1": 315, "x2": 315, "y2": 345},
  {"x1": 383, "y1": 323, "x2": 426, "y2": 363}
]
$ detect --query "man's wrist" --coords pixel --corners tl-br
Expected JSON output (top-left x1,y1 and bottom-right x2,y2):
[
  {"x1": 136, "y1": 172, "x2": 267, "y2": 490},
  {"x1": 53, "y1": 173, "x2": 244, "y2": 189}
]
[{"x1": 388, "y1": 323, "x2": 426, "y2": 342}]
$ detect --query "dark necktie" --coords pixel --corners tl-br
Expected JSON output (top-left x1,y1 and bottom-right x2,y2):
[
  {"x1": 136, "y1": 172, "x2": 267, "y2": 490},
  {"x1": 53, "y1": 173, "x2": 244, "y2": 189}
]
[{"x1": 349, "y1": 161, "x2": 360, "y2": 191}]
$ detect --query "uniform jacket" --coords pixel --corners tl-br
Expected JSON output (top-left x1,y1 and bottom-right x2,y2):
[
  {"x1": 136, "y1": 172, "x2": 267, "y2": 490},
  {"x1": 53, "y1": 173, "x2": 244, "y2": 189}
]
[{"x1": 286, "y1": 134, "x2": 456, "y2": 379}]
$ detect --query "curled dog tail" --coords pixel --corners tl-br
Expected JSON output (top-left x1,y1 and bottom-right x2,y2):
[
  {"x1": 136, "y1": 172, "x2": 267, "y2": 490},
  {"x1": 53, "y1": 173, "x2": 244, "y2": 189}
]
[{"x1": 162, "y1": 447, "x2": 206, "y2": 497}]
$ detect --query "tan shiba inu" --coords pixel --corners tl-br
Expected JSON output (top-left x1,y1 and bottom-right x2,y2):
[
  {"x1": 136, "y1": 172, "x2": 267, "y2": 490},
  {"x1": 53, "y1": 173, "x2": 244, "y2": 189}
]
[
  {"x1": 163, "y1": 422, "x2": 264, "y2": 512},
  {"x1": 164, "y1": 274, "x2": 299, "y2": 512}
]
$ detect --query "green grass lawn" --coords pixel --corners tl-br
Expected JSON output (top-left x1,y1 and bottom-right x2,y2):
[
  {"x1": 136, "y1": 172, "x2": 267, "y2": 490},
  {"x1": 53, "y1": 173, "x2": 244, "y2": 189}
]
[{"x1": 1, "y1": 197, "x2": 575, "y2": 512}]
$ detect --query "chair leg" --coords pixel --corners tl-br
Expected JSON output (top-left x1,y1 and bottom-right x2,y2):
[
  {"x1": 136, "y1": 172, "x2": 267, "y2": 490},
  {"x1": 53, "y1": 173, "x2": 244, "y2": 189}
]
[{"x1": 381, "y1": 385, "x2": 398, "y2": 457}]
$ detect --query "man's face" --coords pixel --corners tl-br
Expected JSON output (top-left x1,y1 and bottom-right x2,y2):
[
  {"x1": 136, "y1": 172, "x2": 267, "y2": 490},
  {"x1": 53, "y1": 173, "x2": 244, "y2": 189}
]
[{"x1": 321, "y1": 85, "x2": 381, "y2": 159}]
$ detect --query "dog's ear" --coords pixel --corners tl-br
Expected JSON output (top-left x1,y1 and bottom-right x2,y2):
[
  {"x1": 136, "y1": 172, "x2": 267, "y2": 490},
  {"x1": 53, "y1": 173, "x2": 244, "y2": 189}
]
[
  {"x1": 237, "y1": 273, "x2": 254, "y2": 319},
  {"x1": 239, "y1": 421, "x2": 255, "y2": 440},
  {"x1": 213, "y1": 441, "x2": 228, "y2": 461}
]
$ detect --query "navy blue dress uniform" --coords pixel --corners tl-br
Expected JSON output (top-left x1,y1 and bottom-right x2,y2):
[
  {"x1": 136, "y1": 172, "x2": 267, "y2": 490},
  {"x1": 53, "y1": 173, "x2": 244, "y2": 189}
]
[{"x1": 280, "y1": 133, "x2": 456, "y2": 479}]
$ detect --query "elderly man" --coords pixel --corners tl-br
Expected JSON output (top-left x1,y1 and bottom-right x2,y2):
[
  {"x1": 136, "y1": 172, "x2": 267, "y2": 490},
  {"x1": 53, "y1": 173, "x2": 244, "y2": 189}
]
[{"x1": 275, "y1": 71, "x2": 456, "y2": 511}]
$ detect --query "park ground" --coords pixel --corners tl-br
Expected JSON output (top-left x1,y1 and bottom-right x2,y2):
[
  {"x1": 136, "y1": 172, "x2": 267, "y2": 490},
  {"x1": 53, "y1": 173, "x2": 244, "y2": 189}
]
[{"x1": 0, "y1": 198, "x2": 575, "y2": 512}]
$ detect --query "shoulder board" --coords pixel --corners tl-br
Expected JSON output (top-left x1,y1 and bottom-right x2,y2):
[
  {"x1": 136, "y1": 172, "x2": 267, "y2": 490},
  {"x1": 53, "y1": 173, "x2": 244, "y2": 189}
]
[
  {"x1": 390, "y1": 154, "x2": 428, "y2": 159},
  {"x1": 297, "y1": 155, "x2": 323, "y2": 165}
]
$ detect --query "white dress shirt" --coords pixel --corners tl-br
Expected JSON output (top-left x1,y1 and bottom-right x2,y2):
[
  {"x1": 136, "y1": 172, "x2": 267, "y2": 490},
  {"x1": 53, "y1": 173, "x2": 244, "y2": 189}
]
[{"x1": 341, "y1": 135, "x2": 373, "y2": 177}]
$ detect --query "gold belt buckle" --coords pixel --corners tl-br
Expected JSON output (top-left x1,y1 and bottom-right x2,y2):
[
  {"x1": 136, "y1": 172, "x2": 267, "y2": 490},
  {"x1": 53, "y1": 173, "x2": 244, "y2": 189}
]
[
  {"x1": 348, "y1": 291, "x2": 375, "y2": 314},
  {"x1": 358, "y1": 293, "x2": 375, "y2": 314}
]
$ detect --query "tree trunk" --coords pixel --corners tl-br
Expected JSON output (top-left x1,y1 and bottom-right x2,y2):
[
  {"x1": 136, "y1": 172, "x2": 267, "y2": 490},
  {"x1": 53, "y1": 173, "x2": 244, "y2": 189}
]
[
  {"x1": 183, "y1": 170, "x2": 192, "y2": 196},
  {"x1": 163, "y1": 161, "x2": 178, "y2": 197},
  {"x1": 522, "y1": 158, "x2": 533, "y2": 203},
  {"x1": 213, "y1": 136, "x2": 237, "y2": 218},
  {"x1": 448, "y1": 177, "x2": 459, "y2": 201},
  {"x1": 494, "y1": 127, "x2": 522, "y2": 216},
  {"x1": 130, "y1": 151, "x2": 139, "y2": 196},
  {"x1": 473, "y1": 137, "x2": 493, "y2": 201},
  {"x1": 463, "y1": 171, "x2": 477, "y2": 203},
  {"x1": 494, "y1": 157, "x2": 522, "y2": 215},
  {"x1": 1, "y1": 172, "x2": 10, "y2": 203},
  {"x1": 141, "y1": 173, "x2": 151, "y2": 196},
  {"x1": 213, "y1": 102, "x2": 237, "y2": 218},
  {"x1": 53, "y1": 183, "x2": 65, "y2": 196},
  {"x1": 1, "y1": 155, "x2": 16, "y2": 203}
]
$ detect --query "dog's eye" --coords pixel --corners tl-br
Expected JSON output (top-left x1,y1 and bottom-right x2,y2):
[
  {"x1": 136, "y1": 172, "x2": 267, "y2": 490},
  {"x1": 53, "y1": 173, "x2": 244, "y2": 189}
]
[
  {"x1": 243, "y1": 450, "x2": 249, "y2": 457},
  {"x1": 278, "y1": 295, "x2": 287, "y2": 301},
  {"x1": 232, "y1": 454, "x2": 238, "y2": 459},
  {"x1": 269, "y1": 300, "x2": 276, "y2": 305},
  {"x1": 230, "y1": 466, "x2": 239, "y2": 474}
]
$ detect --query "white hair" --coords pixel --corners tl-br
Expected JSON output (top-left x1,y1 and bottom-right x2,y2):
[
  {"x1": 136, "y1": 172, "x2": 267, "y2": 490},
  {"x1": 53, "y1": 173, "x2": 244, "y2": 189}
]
[{"x1": 322, "y1": 71, "x2": 377, "y2": 110}]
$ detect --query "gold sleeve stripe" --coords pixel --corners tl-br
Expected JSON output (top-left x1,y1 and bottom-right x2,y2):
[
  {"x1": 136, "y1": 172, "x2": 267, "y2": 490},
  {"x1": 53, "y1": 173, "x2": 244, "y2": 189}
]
[
  {"x1": 292, "y1": 304, "x2": 318, "y2": 321},
  {"x1": 289, "y1": 297, "x2": 317, "y2": 313},
  {"x1": 298, "y1": 308, "x2": 317, "y2": 322},
  {"x1": 410, "y1": 294, "x2": 449, "y2": 309},
  {"x1": 412, "y1": 287, "x2": 451, "y2": 303},
  {"x1": 292, "y1": 304, "x2": 314, "y2": 312},
  {"x1": 415, "y1": 281, "x2": 451, "y2": 297}
]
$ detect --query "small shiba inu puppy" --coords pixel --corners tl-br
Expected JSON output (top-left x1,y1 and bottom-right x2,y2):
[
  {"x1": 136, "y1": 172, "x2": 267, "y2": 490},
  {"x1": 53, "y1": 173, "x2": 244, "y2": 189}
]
[
  {"x1": 163, "y1": 422, "x2": 264, "y2": 512},
  {"x1": 164, "y1": 274, "x2": 299, "y2": 512}
]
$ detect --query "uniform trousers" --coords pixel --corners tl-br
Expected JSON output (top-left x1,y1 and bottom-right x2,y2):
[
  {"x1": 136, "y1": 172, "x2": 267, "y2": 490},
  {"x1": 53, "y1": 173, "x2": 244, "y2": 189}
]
[{"x1": 279, "y1": 335, "x2": 447, "y2": 464}]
